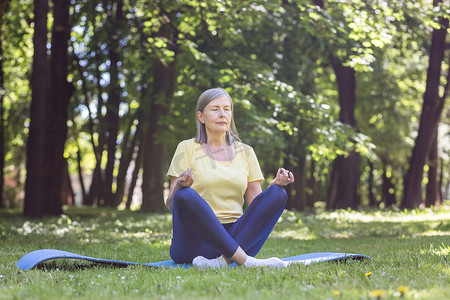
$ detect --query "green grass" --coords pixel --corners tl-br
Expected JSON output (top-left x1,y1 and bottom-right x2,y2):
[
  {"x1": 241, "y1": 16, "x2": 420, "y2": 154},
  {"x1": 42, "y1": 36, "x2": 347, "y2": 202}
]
[{"x1": 0, "y1": 204, "x2": 449, "y2": 299}]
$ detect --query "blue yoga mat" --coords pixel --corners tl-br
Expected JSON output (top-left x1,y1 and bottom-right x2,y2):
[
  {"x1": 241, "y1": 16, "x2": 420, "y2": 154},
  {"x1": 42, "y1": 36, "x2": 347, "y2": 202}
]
[{"x1": 17, "y1": 249, "x2": 371, "y2": 271}]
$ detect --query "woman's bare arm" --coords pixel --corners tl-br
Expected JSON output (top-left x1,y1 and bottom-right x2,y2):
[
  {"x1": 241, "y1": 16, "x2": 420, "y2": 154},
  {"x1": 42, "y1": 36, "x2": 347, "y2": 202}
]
[
  {"x1": 245, "y1": 181, "x2": 263, "y2": 206},
  {"x1": 165, "y1": 167, "x2": 194, "y2": 213}
]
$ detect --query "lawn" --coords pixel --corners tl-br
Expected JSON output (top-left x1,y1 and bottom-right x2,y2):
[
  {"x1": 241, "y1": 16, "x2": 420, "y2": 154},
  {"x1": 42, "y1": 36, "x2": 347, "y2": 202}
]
[{"x1": 0, "y1": 204, "x2": 449, "y2": 299}]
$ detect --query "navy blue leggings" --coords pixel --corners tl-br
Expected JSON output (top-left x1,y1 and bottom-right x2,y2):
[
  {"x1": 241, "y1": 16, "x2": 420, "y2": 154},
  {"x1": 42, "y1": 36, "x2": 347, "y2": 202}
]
[{"x1": 170, "y1": 185, "x2": 287, "y2": 263}]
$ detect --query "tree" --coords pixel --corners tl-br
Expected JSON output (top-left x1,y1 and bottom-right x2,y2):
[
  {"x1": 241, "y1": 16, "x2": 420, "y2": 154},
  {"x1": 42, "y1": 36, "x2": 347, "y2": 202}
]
[
  {"x1": 327, "y1": 58, "x2": 360, "y2": 209},
  {"x1": 140, "y1": 56, "x2": 177, "y2": 212},
  {"x1": 43, "y1": 0, "x2": 73, "y2": 214},
  {"x1": 24, "y1": 0, "x2": 73, "y2": 217},
  {"x1": 425, "y1": 132, "x2": 440, "y2": 207},
  {"x1": 3, "y1": 0, "x2": 447, "y2": 214},
  {"x1": 23, "y1": 0, "x2": 49, "y2": 217},
  {"x1": 402, "y1": 0, "x2": 449, "y2": 209},
  {"x1": 307, "y1": 0, "x2": 362, "y2": 209}
]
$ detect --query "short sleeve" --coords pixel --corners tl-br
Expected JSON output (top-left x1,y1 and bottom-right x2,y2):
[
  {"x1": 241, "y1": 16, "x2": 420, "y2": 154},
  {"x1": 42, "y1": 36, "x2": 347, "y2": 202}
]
[
  {"x1": 247, "y1": 146, "x2": 264, "y2": 182},
  {"x1": 166, "y1": 141, "x2": 191, "y2": 179}
]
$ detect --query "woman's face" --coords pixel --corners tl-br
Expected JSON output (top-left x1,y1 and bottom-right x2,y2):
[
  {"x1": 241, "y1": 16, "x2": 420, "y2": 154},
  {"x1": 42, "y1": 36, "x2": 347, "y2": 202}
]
[{"x1": 197, "y1": 96, "x2": 232, "y2": 136}]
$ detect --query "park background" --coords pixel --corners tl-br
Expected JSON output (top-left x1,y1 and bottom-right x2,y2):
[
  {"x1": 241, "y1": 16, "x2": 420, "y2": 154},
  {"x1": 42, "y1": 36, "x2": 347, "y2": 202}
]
[
  {"x1": 1, "y1": 0, "x2": 449, "y2": 215},
  {"x1": 0, "y1": 1, "x2": 449, "y2": 299}
]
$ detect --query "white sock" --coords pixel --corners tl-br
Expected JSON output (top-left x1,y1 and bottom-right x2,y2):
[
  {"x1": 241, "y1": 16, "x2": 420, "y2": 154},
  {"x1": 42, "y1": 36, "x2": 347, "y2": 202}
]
[
  {"x1": 192, "y1": 255, "x2": 229, "y2": 269},
  {"x1": 243, "y1": 256, "x2": 288, "y2": 268}
]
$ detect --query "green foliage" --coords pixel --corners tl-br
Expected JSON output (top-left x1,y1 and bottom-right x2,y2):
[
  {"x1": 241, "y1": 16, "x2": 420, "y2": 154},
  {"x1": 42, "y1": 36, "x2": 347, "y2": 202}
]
[
  {"x1": 0, "y1": 205, "x2": 449, "y2": 299},
  {"x1": 2, "y1": 0, "x2": 449, "y2": 209},
  {"x1": 2, "y1": 0, "x2": 33, "y2": 171}
]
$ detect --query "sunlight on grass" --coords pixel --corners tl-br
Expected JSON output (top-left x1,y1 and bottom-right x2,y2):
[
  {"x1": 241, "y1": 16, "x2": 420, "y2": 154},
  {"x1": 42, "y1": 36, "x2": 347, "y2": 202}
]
[
  {"x1": 270, "y1": 228, "x2": 317, "y2": 240},
  {"x1": 314, "y1": 208, "x2": 450, "y2": 223},
  {"x1": 272, "y1": 206, "x2": 450, "y2": 241},
  {"x1": 1, "y1": 205, "x2": 449, "y2": 299}
]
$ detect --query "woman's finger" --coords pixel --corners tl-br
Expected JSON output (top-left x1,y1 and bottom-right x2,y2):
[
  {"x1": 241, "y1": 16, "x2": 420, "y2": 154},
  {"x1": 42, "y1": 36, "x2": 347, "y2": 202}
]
[{"x1": 288, "y1": 172, "x2": 294, "y2": 183}]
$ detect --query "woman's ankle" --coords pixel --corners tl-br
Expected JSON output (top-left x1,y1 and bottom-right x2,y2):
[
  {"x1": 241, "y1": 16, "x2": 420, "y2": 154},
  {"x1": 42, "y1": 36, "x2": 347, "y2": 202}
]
[
  {"x1": 222, "y1": 255, "x2": 233, "y2": 265},
  {"x1": 230, "y1": 246, "x2": 248, "y2": 266}
]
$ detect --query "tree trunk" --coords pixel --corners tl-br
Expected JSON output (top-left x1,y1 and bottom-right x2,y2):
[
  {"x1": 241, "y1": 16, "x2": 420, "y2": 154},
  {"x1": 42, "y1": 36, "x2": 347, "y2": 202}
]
[
  {"x1": 103, "y1": 0, "x2": 123, "y2": 207},
  {"x1": 327, "y1": 153, "x2": 360, "y2": 209},
  {"x1": 283, "y1": 150, "x2": 294, "y2": 210},
  {"x1": 113, "y1": 119, "x2": 141, "y2": 207},
  {"x1": 126, "y1": 131, "x2": 143, "y2": 210},
  {"x1": 368, "y1": 160, "x2": 377, "y2": 207},
  {"x1": 402, "y1": 2, "x2": 448, "y2": 208},
  {"x1": 292, "y1": 155, "x2": 307, "y2": 211},
  {"x1": 306, "y1": 158, "x2": 321, "y2": 206},
  {"x1": 76, "y1": 148, "x2": 87, "y2": 205},
  {"x1": 441, "y1": 158, "x2": 448, "y2": 202},
  {"x1": 125, "y1": 63, "x2": 148, "y2": 210},
  {"x1": 425, "y1": 131, "x2": 440, "y2": 207},
  {"x1": 24, "y1": 0, "x2": 49, "y2": 218},
  {"x1": 61, "y1": 158, "x2": 74, "y2": 205},
  {"x1": 74, "y1": 52, "x2": 99, "y2": 164},
  {"x1": 381, "y1": 165, "x2": 396, "y2": 207},
  {"x1": 85, "y1": 54, "x2": 107, "y2": 206},
  {"x1": 141, "y1": 57, "x2": 177, "y2": 212},
  {"x1": 327, "y1": 57, "x2": 360, "y2": 210},
  {"x1": 43, "y1": 0, "x2": 72, "y2": 215}
]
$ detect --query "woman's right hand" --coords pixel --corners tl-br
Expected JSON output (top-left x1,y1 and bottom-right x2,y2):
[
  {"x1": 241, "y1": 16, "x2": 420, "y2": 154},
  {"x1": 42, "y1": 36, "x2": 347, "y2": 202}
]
[{"x1": 177, "y1": 167, "x2": 194, "y2": 188}]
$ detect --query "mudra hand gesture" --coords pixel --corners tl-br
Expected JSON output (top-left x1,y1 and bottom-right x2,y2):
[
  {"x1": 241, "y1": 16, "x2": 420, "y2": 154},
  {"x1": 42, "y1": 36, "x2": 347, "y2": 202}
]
[
  {"x1": 269, "y1": 168, "x2": 294, "y2": 187},
  {"x1": 177, "y1": 167, "x2": 194, "y2": 188}
]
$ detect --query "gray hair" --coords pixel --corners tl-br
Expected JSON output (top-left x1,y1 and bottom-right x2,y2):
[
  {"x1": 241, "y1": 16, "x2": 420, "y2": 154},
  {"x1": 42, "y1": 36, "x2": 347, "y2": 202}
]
[{"x1": 195, "y1": 88, "x2": 240, "y2": 144}]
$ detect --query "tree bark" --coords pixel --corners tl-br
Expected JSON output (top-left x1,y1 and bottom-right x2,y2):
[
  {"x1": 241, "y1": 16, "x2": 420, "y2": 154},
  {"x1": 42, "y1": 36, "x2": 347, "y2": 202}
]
[
  {"x1": 402, "y1": 2, "x2": 448, "y2": 208},
  {"x1": 141, "y1": 58, "x2": 177, "y2": 212},
  {"x1": 43, "y1": 0, "x2": 73, "y2": 215},
  {"x1": 327, "y1": 58, "x2": 360, "y2": 210},
  {"x1": 24, "y1": 0, "x2": 49, "y2": 218},
  {"x1": 425, "y1": 131, "x2": 440, "y2": 207}
]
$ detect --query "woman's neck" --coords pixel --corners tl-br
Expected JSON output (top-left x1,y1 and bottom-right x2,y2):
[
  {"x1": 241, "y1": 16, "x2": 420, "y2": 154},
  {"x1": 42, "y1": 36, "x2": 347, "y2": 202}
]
[
  {"x1": 202, "y1": 134, "x2": 236, "y2": 162},
  {"x1": 206, "y1": 132, "x2": 228, "y2": 147}
]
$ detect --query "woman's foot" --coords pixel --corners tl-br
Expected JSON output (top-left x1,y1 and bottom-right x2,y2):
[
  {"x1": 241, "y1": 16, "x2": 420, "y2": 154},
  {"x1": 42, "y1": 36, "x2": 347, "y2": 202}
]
[
  {"x1": 192, "y1": 252, "x2": 288, "y2": 269},
  {"x1": 243, "y1": 256, "x2": 287, "y2": 268},
  {"x1": 192, "y1": 255, "x2": 229, "y2": 269}
]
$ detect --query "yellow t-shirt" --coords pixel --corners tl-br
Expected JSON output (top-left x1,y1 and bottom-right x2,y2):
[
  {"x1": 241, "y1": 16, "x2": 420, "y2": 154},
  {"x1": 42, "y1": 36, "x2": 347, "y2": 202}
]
[{"x1": 166, "y1": 138, "x2": 264, "y2": 223}]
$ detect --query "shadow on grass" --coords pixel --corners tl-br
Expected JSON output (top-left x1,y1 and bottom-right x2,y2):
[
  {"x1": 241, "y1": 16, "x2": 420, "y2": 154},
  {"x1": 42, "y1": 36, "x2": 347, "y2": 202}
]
[{"x1": 36, "y1": 260, "x2": 129, "y2": 271}]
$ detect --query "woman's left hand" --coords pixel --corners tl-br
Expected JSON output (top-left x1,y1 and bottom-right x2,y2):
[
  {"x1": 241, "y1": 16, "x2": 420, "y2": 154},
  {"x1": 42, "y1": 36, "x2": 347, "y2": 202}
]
[{"x1": 269, "y1": 168, "x2": 295, "y2": 187}]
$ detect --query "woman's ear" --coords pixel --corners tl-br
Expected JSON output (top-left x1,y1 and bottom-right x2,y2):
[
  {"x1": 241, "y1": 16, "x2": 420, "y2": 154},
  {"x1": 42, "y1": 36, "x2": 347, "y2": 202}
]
[{"x1": 196, "y1": 111, "x2": 204, "y2": 124}]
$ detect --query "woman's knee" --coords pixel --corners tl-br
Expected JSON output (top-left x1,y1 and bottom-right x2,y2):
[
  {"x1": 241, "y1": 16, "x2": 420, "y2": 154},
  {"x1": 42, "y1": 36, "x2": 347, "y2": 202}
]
[
  {"x1": 267, "y1": 185, "x2": 288, "y2": 207},
  {"x1": 173, "y1": 188, "x2": 200, "y2": 210}
]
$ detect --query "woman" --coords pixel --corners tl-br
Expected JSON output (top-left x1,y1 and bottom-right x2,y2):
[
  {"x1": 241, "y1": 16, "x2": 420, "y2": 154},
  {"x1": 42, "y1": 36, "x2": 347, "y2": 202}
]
[{"x1": 165, "y1": 88, "x2": 294, "y2": 268}]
